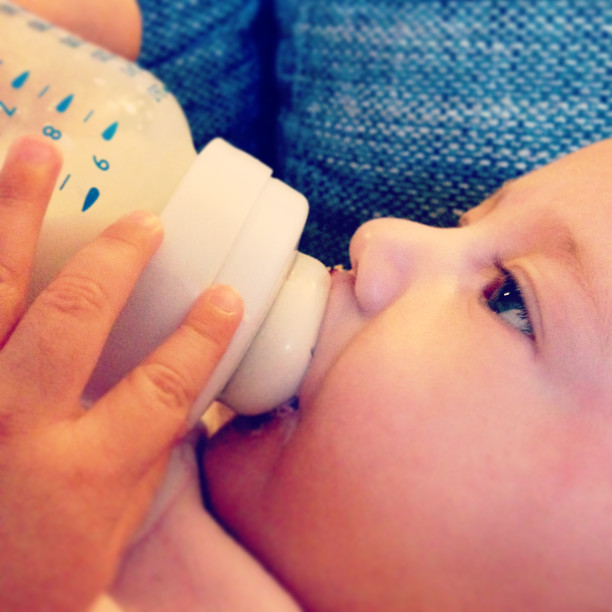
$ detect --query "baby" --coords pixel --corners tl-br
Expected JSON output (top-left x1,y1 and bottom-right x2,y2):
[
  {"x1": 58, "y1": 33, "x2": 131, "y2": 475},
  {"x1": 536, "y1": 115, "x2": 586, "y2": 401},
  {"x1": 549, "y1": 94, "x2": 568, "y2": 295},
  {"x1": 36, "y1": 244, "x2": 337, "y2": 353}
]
[
  {"x1": 3, "y1": 1, "x2": 612, "y2": 611},
  {"x1": 2, "y1": 129, "x2": 612, "y2": 612},
  {"x1": 156, "y1": 134, "x2": 611, "y2": 612},
  {"x1": 202, "y1": 135, "x2": 612, "y2": 611}
]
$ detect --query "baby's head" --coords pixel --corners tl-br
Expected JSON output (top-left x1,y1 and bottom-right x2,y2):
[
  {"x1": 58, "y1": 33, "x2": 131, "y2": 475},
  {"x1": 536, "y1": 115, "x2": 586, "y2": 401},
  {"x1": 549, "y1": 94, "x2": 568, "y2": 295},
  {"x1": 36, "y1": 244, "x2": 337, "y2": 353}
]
[{"x1": 203, "y1": 138, "x2": 612, "y2": 610}]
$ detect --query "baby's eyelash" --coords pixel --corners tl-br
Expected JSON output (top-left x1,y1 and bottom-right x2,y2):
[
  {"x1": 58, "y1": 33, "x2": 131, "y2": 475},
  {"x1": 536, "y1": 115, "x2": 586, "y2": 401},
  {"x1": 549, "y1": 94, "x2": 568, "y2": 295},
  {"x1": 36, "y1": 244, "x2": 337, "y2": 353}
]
[{"x1": 485, "y1": 261, "x2": 535, "y2": 340}]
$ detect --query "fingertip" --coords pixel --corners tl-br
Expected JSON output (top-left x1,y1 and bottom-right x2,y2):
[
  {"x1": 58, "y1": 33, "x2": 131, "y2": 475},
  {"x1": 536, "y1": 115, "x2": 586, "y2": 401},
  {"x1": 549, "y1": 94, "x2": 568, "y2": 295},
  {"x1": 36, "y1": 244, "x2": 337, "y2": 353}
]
[
  {"x1": 0, "y1": 136, "x2": 62, "y2": 203},
  {"x1": 115, "y1": 209, "x2": 164, "y2": 239},
  {"x1": 0, "y1": 136, "x2": 62, "y2": 221},
  {"x1": 203, "y1": 284, "x2": 244, "y2": 318},
  {"x1": 4, "y1": 135, "x2": 62, "y2": 169},
  {"x1": 101, "y1": 209, "x2": 164, "y2": 253},
  {"x1": 182, "y1": 285, "x2": 243, "y2": 365}
]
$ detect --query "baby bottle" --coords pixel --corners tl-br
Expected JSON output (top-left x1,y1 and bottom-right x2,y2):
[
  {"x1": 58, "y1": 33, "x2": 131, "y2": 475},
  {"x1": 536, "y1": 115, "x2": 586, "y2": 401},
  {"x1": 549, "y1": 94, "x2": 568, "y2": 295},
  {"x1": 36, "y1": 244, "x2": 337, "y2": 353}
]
[{"x1": 0, "y1": 1, "x2": 330, "y2": 422}]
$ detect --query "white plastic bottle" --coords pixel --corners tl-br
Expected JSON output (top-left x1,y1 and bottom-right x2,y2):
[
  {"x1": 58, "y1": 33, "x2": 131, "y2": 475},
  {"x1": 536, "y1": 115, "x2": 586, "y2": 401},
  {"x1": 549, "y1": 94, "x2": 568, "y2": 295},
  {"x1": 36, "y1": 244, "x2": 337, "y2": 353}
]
[{"x1": 0, "y1": 1, "x2": 330, "y2": 422}]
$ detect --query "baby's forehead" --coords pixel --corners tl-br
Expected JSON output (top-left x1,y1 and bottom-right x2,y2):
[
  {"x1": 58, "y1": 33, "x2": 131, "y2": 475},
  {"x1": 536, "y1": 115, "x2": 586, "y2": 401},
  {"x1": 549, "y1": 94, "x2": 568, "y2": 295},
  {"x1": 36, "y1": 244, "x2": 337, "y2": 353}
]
[
  {"x1": 503, "y1": 160, "x2": 612, "y2": 279},
  {"x1": 460, "y1": 139, "x2": 612, "y2": 233},
  {"x1": 476, "y1": 140, "x2": 612, "y2": 232}
]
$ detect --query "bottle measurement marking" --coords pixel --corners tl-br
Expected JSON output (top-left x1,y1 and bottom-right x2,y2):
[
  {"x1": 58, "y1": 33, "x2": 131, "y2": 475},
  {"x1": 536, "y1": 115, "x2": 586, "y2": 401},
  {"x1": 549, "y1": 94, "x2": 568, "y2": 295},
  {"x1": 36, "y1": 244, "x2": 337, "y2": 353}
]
[
  {"x1": 0, "y1": 100, "x2": 16, "y2": 116},
  {"x1": 102, "y1": 121, "x2": 118, "y2": 141},
  {"x1": 60, "y1": 36, "x2": 83, "y2": 49},
  {"x1": 82, "y1": 187, "x2": 100, "y2": 212},
  {"x1": 59, "y1": 174, "x2": 71, "y2": 190},
  {"x1": 55, "y1": 94, "x2": 73, "y2": 113},
  {"x1": 11, "y1": 70, "x2": 29, "y2": 89},
  {"x1": 0, "y1": 58, "x2": 120, "y2": 214},
  {"x1": 0, "y1": 3, "x2": 19, "y2": 15},
  {"x1": 93, "y1": 155, "x2": 110, "y2": 171}
]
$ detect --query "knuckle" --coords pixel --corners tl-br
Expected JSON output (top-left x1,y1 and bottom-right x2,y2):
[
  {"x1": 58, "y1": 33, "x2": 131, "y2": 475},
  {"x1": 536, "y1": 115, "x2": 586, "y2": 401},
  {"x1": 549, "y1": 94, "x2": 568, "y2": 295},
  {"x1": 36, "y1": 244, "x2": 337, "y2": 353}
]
[
  {"x1": 40, "y1": 273, "x2": 109, "y2": 319},
  {"x1": 99, "y1": 231, "x2": 142, "y2": 255},
  {"x1": 0, "y1": 383, "x2": 39, "y2": 443},
  {"x1": 138, "y1": 361, "x2": 195, "y2": 414},
  {"x1": 0, "y1": 279, "x2": 22, "y2": 320},
  {"x1": 0, "y1": 193, "x2": 28, "y2": 211},
  {"x1": 186, "y1": 319, "x2": 229, "y2": 358},
  {"x1": 0, "y1": 261, "x2": 23, "y2": 310},
  {"x1": 0, "y1": 259, "x2": 19, "y2": 289}
]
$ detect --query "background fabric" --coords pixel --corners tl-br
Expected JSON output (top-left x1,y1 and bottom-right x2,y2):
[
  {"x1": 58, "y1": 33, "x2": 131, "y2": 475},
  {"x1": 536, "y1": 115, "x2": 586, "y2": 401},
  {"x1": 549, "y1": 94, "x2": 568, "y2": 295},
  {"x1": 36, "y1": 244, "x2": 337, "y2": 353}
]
[
  {"x1": 137, "y1": 0, "x2": 265, "y2": 156},
  {"x1": 138, "y1": 0, "x2": 612, "y2": 267}
]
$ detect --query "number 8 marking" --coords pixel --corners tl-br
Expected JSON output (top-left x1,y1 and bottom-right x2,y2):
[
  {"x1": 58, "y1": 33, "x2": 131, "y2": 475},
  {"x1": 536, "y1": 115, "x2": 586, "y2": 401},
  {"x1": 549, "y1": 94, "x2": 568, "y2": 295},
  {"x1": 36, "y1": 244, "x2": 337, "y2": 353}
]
[{"x1": 42, "y1": 125, "x2": 62, "y2": 140}]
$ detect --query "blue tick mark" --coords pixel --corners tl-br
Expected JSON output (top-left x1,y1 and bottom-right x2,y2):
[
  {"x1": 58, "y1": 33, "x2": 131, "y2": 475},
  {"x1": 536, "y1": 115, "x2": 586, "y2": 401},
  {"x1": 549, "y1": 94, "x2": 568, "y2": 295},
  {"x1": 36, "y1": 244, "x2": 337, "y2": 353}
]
[
  {"x1": 59, "y1": 174, "x2": 71, "y2": 190},
  {"x1": 56, "y1": 94, "x2": 74, "y2": 113},
  {"x1": 82, "y1": 187, "x2": 100, "y2": 212},
  {"x1": 11, "y1": 71, "x2": 29, "y2": 89},
  {"x1": 102, "y1": 121, "x2": 118, "y2": 141}
]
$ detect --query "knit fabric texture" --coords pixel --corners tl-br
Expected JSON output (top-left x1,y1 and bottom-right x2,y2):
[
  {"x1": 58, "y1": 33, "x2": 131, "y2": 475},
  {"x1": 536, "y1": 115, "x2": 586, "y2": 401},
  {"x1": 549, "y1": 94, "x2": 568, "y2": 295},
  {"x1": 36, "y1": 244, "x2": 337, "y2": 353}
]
[
  {"x1": 139, "y1": 0, "x2": 612, "y2": 267},
  {"x1": 137, "y1": 0, "x2": 264, "y2": 156}
]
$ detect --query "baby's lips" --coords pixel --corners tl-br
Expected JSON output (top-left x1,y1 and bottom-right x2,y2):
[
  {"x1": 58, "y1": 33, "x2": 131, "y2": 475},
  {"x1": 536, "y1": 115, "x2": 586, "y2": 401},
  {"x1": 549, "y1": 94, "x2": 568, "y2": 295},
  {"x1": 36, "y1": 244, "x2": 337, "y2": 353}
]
[{"x1": 296, "y1": 267, "x2": 365, "y2": 410}]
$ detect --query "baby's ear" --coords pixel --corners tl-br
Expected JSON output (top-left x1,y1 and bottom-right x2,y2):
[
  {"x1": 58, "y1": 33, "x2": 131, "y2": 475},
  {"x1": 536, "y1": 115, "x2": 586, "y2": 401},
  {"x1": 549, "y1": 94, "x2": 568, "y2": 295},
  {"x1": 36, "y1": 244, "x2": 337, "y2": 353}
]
[{"x1": 14, "y1": 0, "x2": 142, "y2": 59}]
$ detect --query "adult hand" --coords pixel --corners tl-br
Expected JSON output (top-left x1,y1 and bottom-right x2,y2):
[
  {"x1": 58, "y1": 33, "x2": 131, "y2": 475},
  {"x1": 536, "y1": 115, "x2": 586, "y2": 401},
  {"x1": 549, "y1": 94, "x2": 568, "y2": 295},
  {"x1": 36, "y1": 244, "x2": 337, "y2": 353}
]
[
  {"x1": 0, "y1": 136, "x2": 243, "y2": 612},
  {"x1": 15, "y1": 0, "x2": 142, "y2": 59}
]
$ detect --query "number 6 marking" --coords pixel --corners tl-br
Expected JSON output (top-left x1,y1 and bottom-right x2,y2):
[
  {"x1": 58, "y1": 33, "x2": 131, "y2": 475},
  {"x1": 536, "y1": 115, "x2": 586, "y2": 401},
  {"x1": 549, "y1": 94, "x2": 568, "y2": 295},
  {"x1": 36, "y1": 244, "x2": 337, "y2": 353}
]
[{"x1": 93, "y1": 155, "x2": 110, "y2": 171}]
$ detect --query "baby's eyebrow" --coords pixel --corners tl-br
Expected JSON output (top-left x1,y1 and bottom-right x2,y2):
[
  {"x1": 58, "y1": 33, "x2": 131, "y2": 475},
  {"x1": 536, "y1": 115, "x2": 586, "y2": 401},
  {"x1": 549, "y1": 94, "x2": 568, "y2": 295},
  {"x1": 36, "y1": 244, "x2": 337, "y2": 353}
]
[
  {"x1": 535, "y1": 214, "x2": 588, "y2": 288},
  {"x1": 458, "y1": 181, "x2": 515, "y2": 226},
  {"x1": 540, "y1": 216, "x2": 610, "y2": 349}
]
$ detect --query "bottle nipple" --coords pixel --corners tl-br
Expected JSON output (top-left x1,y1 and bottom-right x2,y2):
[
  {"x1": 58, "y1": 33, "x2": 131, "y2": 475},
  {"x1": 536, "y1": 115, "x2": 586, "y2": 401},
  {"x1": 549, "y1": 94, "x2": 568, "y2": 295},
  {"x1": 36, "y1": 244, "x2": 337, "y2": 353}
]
[{"x1": 220, "y1": 252, "x2": 330, "y2": 415}]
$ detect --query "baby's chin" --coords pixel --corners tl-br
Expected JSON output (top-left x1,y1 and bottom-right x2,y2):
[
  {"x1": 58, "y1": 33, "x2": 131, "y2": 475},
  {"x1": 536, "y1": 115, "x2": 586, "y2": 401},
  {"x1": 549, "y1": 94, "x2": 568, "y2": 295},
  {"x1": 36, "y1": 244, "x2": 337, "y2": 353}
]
[
  {"x1": 199, "y1": 401, "x2": 298, "y2": 545},
  {"x1": 200, "y1": 341, "x2": 326, "y2": 537}
]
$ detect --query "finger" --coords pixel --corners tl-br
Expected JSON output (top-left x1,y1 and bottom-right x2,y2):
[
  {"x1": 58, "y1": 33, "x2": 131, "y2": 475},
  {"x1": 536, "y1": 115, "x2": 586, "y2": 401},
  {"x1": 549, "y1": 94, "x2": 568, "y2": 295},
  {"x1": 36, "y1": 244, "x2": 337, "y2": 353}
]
[
  {"x1": 0, "y1": 210, "x2": 163, "y2": 410},
  {"x1": 82, "y1": 285, "x2": 243, "y2": 479},
  {"x1": 0, "y1": 136, "x2": 62, "y2": 345}
]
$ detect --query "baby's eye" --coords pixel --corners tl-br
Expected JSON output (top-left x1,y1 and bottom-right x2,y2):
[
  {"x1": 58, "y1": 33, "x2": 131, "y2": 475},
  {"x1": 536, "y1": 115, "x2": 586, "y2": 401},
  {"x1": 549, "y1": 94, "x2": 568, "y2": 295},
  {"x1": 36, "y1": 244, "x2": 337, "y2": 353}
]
[{"x1": 485, "y1": 269, "x2": 534, "y2": 339}]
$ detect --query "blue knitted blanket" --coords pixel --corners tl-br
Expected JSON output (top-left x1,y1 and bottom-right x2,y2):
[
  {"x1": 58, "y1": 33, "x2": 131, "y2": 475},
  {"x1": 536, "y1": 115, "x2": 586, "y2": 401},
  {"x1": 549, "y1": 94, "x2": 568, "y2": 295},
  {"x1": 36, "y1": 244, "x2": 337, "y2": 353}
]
[{"x1": 138, "y1": 0, "x2": 612, "y2": 266}]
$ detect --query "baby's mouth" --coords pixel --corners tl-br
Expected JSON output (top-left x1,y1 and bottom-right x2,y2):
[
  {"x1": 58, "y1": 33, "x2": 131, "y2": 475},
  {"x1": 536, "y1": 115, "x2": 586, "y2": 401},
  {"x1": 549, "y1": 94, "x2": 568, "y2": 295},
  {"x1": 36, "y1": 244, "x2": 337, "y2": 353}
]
[
  {"x1": 204, "y1": 264, "x2": 356, "y2": 440},
  {"x1": 296, "y1": 265, "x2": 363, "y2": 407},
  {"x1": 204, "y1": 397, "x2": 300, "y2": 440},
  {"x1": 230, "y1": 398, "x2": 300, "y2": 435}
]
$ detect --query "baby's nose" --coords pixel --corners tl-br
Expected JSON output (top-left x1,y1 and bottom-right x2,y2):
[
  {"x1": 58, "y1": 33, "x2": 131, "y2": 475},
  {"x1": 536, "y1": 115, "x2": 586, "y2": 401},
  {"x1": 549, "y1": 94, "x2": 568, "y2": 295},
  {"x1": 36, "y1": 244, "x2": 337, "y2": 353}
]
[{"x1": 349, "y1": 218, "x2": 452, "y2": 314}]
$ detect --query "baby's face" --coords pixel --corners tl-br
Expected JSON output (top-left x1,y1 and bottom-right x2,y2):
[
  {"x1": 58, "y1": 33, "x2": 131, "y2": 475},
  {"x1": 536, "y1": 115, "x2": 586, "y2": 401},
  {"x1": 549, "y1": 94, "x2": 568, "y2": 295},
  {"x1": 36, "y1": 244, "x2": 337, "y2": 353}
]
[{"x1": 204, "y1": 139, "x2": 612, "y2": 610}]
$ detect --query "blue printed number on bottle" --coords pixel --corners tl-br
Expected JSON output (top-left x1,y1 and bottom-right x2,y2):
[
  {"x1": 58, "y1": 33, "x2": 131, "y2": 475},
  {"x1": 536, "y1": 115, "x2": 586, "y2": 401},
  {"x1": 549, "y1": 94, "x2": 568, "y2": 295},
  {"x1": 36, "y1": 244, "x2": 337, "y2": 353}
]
[
  {"x1": 42, "y1": 125, "x2": 62, "y2": 140},
  {"x1": 93, "y1": 155, "x2": 109, "y2": 171},
  {"x1": 0, "y1": 100, "x2": 16, "y2": 116}
]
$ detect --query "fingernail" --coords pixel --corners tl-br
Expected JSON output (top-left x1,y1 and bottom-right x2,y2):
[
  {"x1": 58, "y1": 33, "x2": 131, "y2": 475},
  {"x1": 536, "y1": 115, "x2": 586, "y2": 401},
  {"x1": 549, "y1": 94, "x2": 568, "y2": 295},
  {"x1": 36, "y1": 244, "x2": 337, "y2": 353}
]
[
  {"x1": 122, "y1": 209, "x2": 162, "y2": 230},
  {"x1": 206, "y1": 284, "x2": 243, "y2": 315}
]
